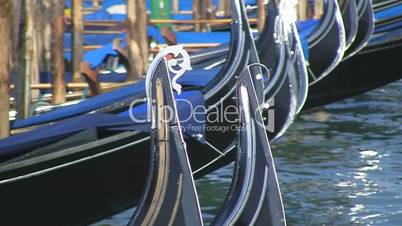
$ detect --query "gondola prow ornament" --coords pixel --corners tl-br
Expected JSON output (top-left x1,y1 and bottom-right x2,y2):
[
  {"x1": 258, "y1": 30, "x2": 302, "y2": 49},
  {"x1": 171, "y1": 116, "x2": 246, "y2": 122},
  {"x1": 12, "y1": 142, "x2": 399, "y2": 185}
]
[
  {"x1": 145, "y1": 45, "x2": 192, "y2": 127},
  {"x1": 130, "y1": 46, "x2": 203, "y2": 226}
]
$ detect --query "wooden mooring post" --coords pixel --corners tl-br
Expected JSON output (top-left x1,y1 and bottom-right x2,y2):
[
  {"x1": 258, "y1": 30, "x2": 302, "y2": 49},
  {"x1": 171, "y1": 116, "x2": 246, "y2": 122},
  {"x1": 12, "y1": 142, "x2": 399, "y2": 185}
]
[
  {"x1": 172, "y1": 0, "x2": 179, "y2": 13},
  {"x1": 193, "y1": 0, "x2": 201, "y2": 31},
  {"x1": 42, "y1": 0, "x2": 52, "y2": 74},
  {"x1": 224, "y1": 0, "x2": 232, "y2": 17},
  {"x1": 257, "y1": 0, "x2": 266, "y2": 32},
  {"x1": 138, "y1": 0, "x2": 149, "y2": 72},
  {"x1": 52, "y1": 0, "x2": 66, "y2": 104},
  {"x1": 17, "y1": 0, "x2": 36, "y2": 119},
  {"x1": 10, "y1": 0, "x2": 22, "y2": 69},
  {"x1": 201, "y1": 0, "x2": 212, "y2": 32},
  {"x1": 0, "y1": 0, "x2": 11, "y2": 138},
  {"x1": 72, "y1": 0, "x2": 84, "y2": 83},
  {"x1": 314, "y1": 0, "x2": 324, "y2": 19},
  {"x1": 126, "y1": 0, "x2": 148, "y2": 81},
  {"x1": 298, "y1": 0, "x2": 308, "y2": 20},
  {"x1": 193, "y1": 0, "x2": 212, "y2": 32}
]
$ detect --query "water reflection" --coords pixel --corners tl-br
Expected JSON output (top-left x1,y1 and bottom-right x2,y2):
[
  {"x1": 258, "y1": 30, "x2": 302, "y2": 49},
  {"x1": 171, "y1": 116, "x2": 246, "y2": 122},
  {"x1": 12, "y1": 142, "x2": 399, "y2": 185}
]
[{"x1": 273, "y1": 80, "x2": 402, "y2": 225}]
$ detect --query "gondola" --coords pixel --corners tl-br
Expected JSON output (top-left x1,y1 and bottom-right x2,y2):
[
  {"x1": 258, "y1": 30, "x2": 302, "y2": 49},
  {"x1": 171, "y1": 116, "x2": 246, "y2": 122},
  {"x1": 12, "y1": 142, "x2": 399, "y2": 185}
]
[
  {"x1": 128, "y1": 56, "x2": 203, "y2": 226},
  {"x1": 191, "y1": 0, "x2": 290, "y2": 102},
  {"x1": 191, "y1": 0, "x2": 300, "y2": 178},
  {"x1": 303, "y1": 32, "x2": 402, "y2": 110},
  {"x1": 0, "y1": 48, "x2": 212, "y2": 226},
  {"x1": 286, "y1": 17, "x2": 309, "y2": 114},
  {"x1": 6, "y1": 0, "x2": 294, "y2": 161},
  {"x1": 303, "y1": 0, "x2": 346, "y2": 84},
  {"x1": 10, "y1": 0, "x2": 252, "y2": 131},
  {"x1": 206, "y1": 0, "x2": 303, "y2": 142},
  {"x1": 12, "y1": 0, "x2": 293, "y2": 148},
  {"x1": 340, "y1": 0, "x2": 359, "y2": 49},
  {"x1": 343, "y1": 0, "x2": 374, "y2": 60},
  {"x1": 301, "y1": 0, "x2": 402, "y2": 110},
  {"x1": 131, "y1": 45, "x2": 287, "y2": 226},
  {"x1": 0, "y1": 0, "x2": 291, "y2": 224},
  {"x1": 131, "y1": 47, "x2": 287, "y2": 226},
  {"x1": 265, "y1": 1, "x2": 305, "y2": 140},
  {"x1": 304, "y1": 0, "x2": 402, "y2": 110},
  {"x1": 191, "y1": 0, "x2": 341, "y2": 87},
  {"x1": 211, "y1": 66, "x2": 286, "y2": 226}
]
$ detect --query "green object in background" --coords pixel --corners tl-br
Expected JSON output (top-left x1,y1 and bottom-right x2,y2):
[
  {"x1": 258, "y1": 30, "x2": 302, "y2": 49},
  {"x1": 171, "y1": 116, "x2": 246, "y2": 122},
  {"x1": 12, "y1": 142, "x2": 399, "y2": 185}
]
[{"x1": 151, "y1": 0, "x2": 172, "y2": 27}]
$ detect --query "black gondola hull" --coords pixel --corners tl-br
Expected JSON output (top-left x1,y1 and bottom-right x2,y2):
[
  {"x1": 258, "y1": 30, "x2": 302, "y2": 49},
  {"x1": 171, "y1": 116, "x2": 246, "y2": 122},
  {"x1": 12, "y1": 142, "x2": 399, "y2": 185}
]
[{"x1": 303, "y1": 38, "x2": 402, "y2": 110}]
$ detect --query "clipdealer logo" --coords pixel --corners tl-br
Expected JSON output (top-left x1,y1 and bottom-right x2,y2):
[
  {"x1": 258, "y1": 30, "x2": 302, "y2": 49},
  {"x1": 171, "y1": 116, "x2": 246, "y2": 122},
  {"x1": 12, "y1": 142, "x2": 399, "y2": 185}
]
[{"x1": 127, "y1": 97, "x2": 275, "y2": 133}]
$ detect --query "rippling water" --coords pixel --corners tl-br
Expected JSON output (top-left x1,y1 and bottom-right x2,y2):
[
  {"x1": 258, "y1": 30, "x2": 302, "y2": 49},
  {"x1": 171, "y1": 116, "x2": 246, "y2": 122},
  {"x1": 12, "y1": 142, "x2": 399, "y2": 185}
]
[{"x1": 95, "y1": 80, "x2": 402, "y2": 226}]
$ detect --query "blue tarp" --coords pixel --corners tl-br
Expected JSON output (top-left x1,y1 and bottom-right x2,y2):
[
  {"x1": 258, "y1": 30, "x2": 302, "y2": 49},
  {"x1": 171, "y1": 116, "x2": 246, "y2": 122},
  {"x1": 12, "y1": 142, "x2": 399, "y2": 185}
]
[
  {"x1": 12, "y1": 81, "x2": 144, "y2": 129},
  {"x1": 369, "y1": 27, "x2": 402, "y2": 45},
  {"x1": 64, "y1": 30, "x2": 229, "y2": 69},
  {"x1": 85, "y1": 8, "x2": 126, "y2": 21},
  {"x1": 64, "y1": 30, "x2": 229, "y2": 50},
  {"x1": 40, "y1": 71, "x2": 128, "y2": 85},
  {"x1": 64, "y1": 42, "x2": 117, "y2": 68},
  {"x1": 375, "y1": 20, "x2": 402, "y2": 33},
  {"x1": 12, "y1": 67, "x2": 220, "y2": 129},
  {"x1": 64, "y1": 34, "x2": 120, "y2": 49},
  {"x1": 65, "y1": 0, "x2": 94, "y2": 8},
  {"x1": 296, "y1": 19, "x2": 320, "y2": 60},
  {"x1": 375, "y1": 3, "x2": 402, "y2": 21},
  {"x1": 176, "y1": 32, "x2": 230, "y2": 44}
]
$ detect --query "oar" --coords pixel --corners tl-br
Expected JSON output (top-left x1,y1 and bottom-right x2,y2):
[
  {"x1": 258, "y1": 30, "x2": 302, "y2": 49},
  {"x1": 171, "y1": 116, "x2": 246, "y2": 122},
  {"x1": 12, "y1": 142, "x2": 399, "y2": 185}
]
[{"x1": 127, "y1": 47, "x2": 203, "y2": 226}]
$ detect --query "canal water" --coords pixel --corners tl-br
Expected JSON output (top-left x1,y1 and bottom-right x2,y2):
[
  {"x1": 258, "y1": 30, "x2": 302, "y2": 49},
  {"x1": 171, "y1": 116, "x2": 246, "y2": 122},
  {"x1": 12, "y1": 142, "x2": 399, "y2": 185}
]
[{"x1": 95, "y1": 80, "x2": 402, "y2": 225}]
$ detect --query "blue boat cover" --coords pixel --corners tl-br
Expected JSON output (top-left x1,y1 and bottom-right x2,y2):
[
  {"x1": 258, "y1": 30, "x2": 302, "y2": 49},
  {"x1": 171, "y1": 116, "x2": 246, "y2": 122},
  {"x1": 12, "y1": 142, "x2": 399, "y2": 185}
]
[
  {"x1": 65, "y1": 0, "x2": 93, "y2": 8},
  {"x1": 102, "y1": 0, "x2": 126, "y2": 9},
  {"x1": 1, "y1": 90, "x2": 205, "y2": 158},
  {"x1": 375, "y1": 20, "x2": 402, "y2": 33},
  {"x1": 12, "y1": 67, "x2": 220, "y2": 129},
  {"x1": 12, "y1": 81, "x2": 145, "y2": 129},
  {"x1": 176, "y1": 32, "x2": 230, "y2": 44},
  {"x1": 99, "y1": 73, "x2": 128, "y2": 83},
  {"x1": 85, "y1": 8, "x2": 126, "y2": 21},
  {"x1": 173, "y1": 14, "x2": 193, "y2": 20},
  {"x1": 296, "y1": 19, "x2": 320, "y2": 60},
  {"x1": 40, "y1": 71, "x2": 128, "y2": 85},
  {"x1": 64, "y1": 30, "x2": 229, "y2": 48},
  {"x1": 64, "y1": 33, "x2": 121, "y2": 49},
  {"x1": 178, "y1": 67, "x2": 222, "y2": 87},
  {"x1": 375, "y1": 3, "x2": 402, "y2": 21},
  {"x1": 64, "y1": 29, "x2": 228, "y2": 69},
  {"x1": 64, "y1": 42, "x2": 118, "y2": 68},
  {"x1": 369, "y1": 27, "x2": 402, "y2": 45}
]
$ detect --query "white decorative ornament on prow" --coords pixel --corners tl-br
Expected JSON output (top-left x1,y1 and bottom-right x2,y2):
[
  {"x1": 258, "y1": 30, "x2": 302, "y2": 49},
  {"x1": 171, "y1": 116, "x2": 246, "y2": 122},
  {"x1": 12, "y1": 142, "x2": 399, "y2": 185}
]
[
  {"x1": 145, "y1": 45, "x2": 192, "y2": 124},
  {"x1": 160, "y1": 45, "x2": 192, "y2": 94},
  {"x1": 279, "y1": 0, "x2": 298, "y2": 27},
  {"x1": 146, "y1": 44, "x2": 192, "y2": 97}
]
